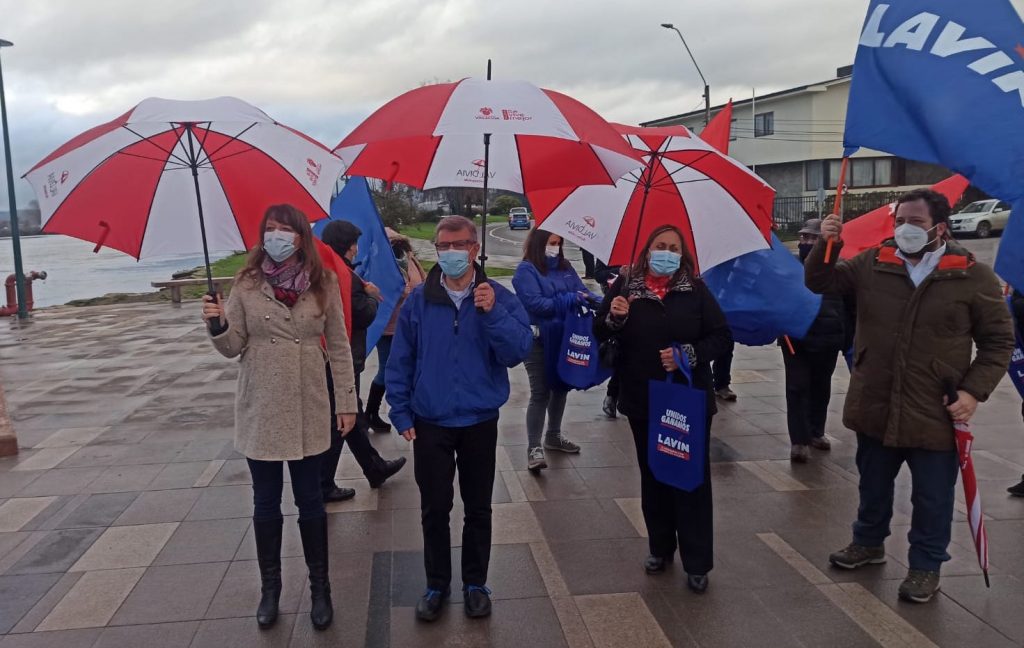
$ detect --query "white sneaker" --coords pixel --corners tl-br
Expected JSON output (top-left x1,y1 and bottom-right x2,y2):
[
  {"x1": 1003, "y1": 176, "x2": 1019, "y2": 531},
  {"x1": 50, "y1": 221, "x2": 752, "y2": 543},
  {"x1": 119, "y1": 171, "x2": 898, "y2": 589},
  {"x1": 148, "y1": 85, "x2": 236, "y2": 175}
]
[{"x1": 528, "y1": 447, "x2": 547, "y2": 472}]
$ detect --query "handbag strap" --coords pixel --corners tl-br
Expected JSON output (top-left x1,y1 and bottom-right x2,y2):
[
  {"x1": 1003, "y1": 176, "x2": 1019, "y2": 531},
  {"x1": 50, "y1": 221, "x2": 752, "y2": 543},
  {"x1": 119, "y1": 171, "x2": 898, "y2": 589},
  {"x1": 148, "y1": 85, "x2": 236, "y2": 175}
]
[{"x1": 667, "y1": 343, "x2": 693, "y2": 385}]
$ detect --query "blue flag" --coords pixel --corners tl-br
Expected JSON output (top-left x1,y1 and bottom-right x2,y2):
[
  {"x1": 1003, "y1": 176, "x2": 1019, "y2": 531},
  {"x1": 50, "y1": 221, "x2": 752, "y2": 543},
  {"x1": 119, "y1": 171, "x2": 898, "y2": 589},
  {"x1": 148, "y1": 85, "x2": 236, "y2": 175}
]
[
  {"x1": 844, "y1": 0, "x2": 1024, "y2": 288},
  {"x1": 313, "y1": 177, "x2": 404, "y2": 352},
  {"x1": 702, "y1": 235, "x2": 822, "y2": 346}
]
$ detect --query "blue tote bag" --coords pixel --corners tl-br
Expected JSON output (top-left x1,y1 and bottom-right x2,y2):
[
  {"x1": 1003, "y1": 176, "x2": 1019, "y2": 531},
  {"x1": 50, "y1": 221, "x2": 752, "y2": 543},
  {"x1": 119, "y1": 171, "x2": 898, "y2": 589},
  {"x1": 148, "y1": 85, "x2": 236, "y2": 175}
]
[
  {"x1": 1009, "y1": 297, "x2": 1024, "y2": 399},
  {"x1": 556, "y1": 304, "x2": 612, "y2": 390},
  {"x1": 648, "y1": 345, "x2": 707, "y2": 492}
]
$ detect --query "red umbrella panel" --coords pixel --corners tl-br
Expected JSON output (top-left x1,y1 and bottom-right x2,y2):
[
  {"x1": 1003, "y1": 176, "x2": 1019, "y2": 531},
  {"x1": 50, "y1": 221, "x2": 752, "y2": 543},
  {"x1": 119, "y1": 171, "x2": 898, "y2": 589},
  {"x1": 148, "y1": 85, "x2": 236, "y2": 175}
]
[{"x1": 530, "y1": 124, "x2": 774, "y2": 272}]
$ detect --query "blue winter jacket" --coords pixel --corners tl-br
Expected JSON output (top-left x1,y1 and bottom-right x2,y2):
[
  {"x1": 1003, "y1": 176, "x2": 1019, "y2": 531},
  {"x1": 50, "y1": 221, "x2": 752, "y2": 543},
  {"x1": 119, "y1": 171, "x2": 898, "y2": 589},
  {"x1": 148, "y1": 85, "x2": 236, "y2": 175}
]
[
  {"x1": 512, "y1": 259, "x2": 590, "y2": 328},
  {"x1": 385, "y1": 264, "x2": 533, "y2": 432}
]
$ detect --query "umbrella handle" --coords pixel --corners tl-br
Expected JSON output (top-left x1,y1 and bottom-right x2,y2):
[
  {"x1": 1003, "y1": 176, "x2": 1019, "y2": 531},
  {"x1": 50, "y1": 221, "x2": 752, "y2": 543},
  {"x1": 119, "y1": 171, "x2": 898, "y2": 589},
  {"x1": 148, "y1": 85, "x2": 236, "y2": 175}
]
[
  {"x1": 944, "y1": 380, "x2": 959, "y2": 405},
  {"x1": 207, "y1": 291, "x2": 227, "y2": 336}
]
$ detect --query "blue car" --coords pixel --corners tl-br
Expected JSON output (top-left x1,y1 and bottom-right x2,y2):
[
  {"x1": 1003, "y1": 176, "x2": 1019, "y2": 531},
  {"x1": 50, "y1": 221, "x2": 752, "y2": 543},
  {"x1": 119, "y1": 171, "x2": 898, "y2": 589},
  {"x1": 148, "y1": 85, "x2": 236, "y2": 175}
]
[{"x1": 508, "y1": 207, "x2": 532, "y2": 230}]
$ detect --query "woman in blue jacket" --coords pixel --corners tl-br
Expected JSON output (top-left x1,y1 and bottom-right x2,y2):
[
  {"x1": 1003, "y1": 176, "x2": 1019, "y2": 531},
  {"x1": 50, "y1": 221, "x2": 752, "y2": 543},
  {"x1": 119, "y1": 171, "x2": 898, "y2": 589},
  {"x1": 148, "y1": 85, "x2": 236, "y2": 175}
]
[{"x1": 513, "y1": 228, "x2": 591, "y2": 472}]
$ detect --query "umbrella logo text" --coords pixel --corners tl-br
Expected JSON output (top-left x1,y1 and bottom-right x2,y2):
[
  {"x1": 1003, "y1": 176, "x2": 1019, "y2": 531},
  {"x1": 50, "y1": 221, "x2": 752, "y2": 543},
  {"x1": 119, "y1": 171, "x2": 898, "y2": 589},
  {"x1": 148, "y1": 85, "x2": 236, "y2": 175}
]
[
  {"x1": 501, "y1": 109, "x2": 532, "y2": 122},
  {"x1": 476, "y1": 107, "x2": 499, "y2": 120},
  {"x1": 306, "y1": 158, "x2": 322, "y2": 186},
  {"x1": 564, "y1": 217, "x2": 598, "y2": 241},
  {"x1": 456, "y1": 160, "x2": 496, "y2": 184}
]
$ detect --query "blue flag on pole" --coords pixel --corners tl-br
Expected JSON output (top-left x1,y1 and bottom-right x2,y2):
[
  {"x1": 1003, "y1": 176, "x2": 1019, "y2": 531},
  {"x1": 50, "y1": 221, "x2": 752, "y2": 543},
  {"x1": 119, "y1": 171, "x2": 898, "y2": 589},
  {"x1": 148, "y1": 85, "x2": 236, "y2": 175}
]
[
  {"x1": 313, "y1": 177, "x2": 404, "y2": 353},
  {"x1": 844, "y1": 0, "x2": 1024, "y2": 288},
  {"x1": 702, "y1": 235, "x2": 822, "y2": 346}
]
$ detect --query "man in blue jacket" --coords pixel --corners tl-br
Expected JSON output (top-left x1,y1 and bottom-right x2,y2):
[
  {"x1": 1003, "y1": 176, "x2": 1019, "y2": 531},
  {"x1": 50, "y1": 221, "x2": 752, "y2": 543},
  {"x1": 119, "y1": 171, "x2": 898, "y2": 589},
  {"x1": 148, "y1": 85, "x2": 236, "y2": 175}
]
[{"x1": 386, "y1": 215, "x2": 533, "y2": 623}]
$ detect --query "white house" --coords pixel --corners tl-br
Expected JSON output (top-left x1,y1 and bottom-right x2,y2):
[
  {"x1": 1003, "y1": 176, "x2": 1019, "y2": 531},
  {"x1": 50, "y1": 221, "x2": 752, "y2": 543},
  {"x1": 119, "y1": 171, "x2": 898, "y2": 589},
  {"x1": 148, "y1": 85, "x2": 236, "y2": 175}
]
[{"x1": 642, "y1": 66, "x2": 958, "y2": 227}]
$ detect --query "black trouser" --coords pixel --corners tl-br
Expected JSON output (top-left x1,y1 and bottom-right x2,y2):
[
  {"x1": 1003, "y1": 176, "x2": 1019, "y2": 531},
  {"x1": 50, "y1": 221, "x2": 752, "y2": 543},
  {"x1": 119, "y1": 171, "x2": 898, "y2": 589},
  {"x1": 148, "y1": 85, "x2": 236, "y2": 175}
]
[
  {"x1": 414, "y1": 417, "x2": 498, "y2": 591},
  {"x1": 711, "y1": 342, "x2": 734, "y2": 391},
  {"x1": 580, "y1": 249, "x2": 596, "y2": 277},
  {"x1": 627, "y1": 416, "x2": 713, "y2": 576},
  {"x1": 606, "y1": 372, "x2": 620, "y2": 400},
  {"x1": 320, "y1": 366, "x2": 385, "y2": 490},
  {"x1": 249, "y1": 455, "x2": 324, "y2": 522},
  {"x1": 782, "y1": 348, "x2": 839, "y2": 445}
]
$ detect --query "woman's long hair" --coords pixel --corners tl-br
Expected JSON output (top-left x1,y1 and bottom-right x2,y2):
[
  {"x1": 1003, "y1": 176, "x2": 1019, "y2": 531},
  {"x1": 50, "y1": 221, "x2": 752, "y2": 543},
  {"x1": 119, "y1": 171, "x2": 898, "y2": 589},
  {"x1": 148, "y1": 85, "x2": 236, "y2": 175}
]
[
  {"x1": 630, "y1": 224, "x2": 697, "y2": 281},
  {"x1": 238, "y1": 204, "x2": 328, "y2": 309},
  {"x1": 522, "y1": 227, "x2": 569, "y2": 275}
]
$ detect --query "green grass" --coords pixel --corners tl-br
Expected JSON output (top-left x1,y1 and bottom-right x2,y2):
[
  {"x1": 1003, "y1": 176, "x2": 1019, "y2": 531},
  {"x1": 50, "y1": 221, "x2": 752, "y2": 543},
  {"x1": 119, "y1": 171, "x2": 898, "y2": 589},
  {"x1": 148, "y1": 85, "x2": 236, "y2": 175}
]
[
  {"x1": 418, "y1": 259, "x2": 513, "y2": 278},
  {"x1": 399, "y1": 215, "x2": 486, "y2": 241}
]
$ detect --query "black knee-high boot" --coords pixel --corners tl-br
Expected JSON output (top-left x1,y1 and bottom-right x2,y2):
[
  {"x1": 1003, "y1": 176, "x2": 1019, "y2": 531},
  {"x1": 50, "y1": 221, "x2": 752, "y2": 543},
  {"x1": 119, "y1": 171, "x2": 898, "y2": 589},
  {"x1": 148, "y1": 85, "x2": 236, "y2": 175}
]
[
  {"x1": 253, "y1": 518, "x2": 283, "y2": 628},
  {"x1": 365, "y1": 381, "x2": 391, "y2": 432},
  {"x1": 299, "y1": 516, "x2": 333, "y2": 630}
]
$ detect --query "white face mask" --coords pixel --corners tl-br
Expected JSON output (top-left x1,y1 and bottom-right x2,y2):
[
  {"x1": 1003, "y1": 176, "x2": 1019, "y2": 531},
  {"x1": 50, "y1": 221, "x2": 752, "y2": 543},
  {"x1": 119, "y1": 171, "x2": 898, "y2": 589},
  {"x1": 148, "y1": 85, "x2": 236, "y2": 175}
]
[
  {"x1": 894, "y1": 223, "x2": 938, "y2": 255},
  {"x1": 544, "y1": 245, "x2": 561, "y2": 258}
]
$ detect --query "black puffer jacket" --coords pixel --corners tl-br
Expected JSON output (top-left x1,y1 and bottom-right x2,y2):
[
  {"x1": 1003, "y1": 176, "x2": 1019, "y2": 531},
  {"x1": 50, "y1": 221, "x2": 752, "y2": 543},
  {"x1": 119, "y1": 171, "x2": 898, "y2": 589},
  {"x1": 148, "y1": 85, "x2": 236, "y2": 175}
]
[
  {"x1": 594, "y1": 270, "x2": 732, "y2": 419},
  {"x1": 783, "y1": 256, "x2": 850, "y2": 353},
  {"x1": 345, "y1": 258, "x2": 379, "y2": 374}
]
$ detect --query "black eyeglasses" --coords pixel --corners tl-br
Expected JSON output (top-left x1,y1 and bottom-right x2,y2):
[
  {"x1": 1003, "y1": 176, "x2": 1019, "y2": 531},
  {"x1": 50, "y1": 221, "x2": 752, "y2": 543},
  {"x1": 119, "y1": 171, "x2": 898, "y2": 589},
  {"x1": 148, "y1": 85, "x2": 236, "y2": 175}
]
[{"x1": 434, "y1": 240, "x2": 474, "y2": 252}]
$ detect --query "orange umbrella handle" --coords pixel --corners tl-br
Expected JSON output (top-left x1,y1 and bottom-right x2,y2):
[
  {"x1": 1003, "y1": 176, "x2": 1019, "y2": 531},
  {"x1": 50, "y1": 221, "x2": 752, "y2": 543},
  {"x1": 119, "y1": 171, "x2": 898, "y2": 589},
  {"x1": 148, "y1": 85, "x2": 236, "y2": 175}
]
[
  {"x1": 783, "y1": 335, "x2": 796, "y2": 355},
  {"x1": 823, "y1": 157, "x2": 850, "y2": 264}
]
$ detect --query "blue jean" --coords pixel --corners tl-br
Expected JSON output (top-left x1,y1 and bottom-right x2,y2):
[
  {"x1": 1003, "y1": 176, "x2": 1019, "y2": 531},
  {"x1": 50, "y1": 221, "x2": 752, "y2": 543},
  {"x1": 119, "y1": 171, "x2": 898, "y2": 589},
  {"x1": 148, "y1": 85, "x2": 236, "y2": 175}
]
[
  {"x1": 372, "y1": 335, "x2": 393, "y2": 387},
  {"x1": 851, "y1": 433, "x2": 959, "y2": 572},
  {"x1": 248, "y1": 455, "x2": 325, "y2": 523}
]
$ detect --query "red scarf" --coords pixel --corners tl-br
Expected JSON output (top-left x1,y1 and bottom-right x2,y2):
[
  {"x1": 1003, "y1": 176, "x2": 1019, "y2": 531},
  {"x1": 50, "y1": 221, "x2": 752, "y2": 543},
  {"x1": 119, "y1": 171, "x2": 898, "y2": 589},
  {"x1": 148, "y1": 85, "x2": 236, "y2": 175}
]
[{"x1": 645, "y1": 274, "x2": 672, "y2": 300}]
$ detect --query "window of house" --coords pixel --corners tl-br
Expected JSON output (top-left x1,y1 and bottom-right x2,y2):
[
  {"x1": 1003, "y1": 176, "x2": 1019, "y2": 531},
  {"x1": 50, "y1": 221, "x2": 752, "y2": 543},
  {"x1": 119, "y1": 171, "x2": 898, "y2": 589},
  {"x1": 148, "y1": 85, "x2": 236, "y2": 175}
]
[
  {"x1": 805, "y1": 161, "x2": 824, "y2": 191},
  {"x1": 754, "y1": 112, "x2": 774, "y2": 137},
  {"x1": 852, "y1": 159, "x2": 875, "y2": 187},
  {"x1": 827, "y1": 160, "x2": 849, "y2": 189},
  {"x1": 874, "y1": 159, "x2": 893, "y2": 186}
]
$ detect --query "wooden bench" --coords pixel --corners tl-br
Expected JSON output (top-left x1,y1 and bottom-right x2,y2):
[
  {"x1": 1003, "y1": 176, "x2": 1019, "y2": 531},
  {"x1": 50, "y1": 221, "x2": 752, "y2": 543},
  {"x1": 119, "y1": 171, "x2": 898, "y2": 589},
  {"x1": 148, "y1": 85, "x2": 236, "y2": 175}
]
[{"x1": 151, "y1": 277, "x2": 234, "y2": 304}]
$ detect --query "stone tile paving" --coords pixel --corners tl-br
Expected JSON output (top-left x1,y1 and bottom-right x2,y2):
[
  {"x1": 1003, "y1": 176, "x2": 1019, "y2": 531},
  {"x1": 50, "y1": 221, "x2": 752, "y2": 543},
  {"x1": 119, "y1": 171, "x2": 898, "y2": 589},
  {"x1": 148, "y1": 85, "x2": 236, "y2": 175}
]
[{"x1": 0, "y1": 299, "x2": 1022, "y2": 647}]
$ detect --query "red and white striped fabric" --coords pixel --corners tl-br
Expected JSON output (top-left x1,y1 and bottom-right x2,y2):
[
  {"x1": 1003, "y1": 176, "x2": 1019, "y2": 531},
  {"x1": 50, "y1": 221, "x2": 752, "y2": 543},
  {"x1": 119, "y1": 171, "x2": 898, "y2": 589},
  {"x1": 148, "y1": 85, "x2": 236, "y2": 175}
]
[
  {"x1": 334, "y1": 78, "x2": 641, "y2": 193},
  {"x1": 24, "y1": 97, "x2": 343, "y2": 258},
  {"x1": 529, "y1": 124, "x2": 775, "y2": 272},
  {"x1": 955, "y1": 424, "x2": 990, "y2": 583}
]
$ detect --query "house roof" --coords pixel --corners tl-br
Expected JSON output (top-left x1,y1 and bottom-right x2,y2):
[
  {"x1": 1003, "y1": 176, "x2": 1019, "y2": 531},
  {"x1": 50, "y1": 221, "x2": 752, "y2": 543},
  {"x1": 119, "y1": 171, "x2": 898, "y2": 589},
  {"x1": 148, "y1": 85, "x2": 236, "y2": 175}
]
[{"x1": 641, "y1": 69, "x2": 852, "y2": 127}]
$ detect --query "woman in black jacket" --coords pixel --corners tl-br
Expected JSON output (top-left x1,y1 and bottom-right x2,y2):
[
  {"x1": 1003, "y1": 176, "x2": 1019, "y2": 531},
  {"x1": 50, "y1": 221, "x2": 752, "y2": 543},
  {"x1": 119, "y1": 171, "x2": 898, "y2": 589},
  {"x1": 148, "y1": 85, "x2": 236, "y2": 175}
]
[{"x1": 594, "y1": 224, "x2": 732, "y2": 593}]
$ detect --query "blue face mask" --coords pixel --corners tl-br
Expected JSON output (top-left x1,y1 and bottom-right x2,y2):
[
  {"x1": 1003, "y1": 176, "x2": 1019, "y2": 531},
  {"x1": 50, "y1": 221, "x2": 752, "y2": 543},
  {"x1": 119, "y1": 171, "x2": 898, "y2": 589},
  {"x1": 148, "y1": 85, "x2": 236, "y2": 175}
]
[
  {"x1": 437, "y1": 249, "x2": 471, "y2": 278},
  {"x1": 264, "y1": 230, "x2": 297, "y2": 263},
  {"x1": 649, "y1": 250, "x2": 681, "y2": 276}
]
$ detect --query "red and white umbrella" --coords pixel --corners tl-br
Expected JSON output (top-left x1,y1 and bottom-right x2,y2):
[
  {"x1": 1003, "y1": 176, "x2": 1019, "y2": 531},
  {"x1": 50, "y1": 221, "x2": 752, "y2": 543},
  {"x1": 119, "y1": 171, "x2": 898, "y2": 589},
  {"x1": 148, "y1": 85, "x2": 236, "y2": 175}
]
[
  {"x1": 334, "y1": 77, "x2": 641, "y2": 265},
  {"x1": 946, "y1": 385, "x2": 991, "y2": 587},
  {"x1": 528, "y1": 124, "x2": 774, "y2": 272},
  {"x1": 24, "y1": 96, "x2": 343, "y2": 289},
  {"x1": 335, "y1": 78, "x2": 640, "y2": 194}
]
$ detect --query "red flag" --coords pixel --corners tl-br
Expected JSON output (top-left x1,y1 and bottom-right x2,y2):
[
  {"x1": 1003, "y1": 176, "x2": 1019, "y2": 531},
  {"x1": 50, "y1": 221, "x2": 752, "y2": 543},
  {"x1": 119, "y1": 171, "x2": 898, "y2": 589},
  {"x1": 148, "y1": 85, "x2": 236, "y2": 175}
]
[
  {"x1": 839, "y1": 175, "x2": 970, "y2": 260},
  {"x1": 700, "y1": 100, "x2": 733, "y2": 154}
]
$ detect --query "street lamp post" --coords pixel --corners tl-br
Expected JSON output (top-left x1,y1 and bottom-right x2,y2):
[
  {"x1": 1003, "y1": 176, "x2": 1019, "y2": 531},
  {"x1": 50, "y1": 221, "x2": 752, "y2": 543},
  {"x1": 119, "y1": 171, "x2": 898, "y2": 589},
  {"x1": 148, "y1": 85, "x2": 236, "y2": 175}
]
[
  {"x1": 0, "y1": 39, "x2": 27, "y2": 320},
  {"x1": 660, "y1": 23, "x2": 710, "y2": 127}
]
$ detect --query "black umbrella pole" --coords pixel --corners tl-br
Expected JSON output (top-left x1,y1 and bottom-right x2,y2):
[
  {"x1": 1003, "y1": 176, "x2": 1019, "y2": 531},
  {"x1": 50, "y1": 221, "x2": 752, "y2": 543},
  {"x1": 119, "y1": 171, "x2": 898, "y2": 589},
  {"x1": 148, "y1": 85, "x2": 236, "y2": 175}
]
[
  {"x1": 191, "y1": 168, "x2": 221, "y2": 333},
  {"x1": 628, "y1": 185, "x2": 652, "y2": 269},
  {"x1": 480, "y1": 133, "x2": 491, "y2": 270}
]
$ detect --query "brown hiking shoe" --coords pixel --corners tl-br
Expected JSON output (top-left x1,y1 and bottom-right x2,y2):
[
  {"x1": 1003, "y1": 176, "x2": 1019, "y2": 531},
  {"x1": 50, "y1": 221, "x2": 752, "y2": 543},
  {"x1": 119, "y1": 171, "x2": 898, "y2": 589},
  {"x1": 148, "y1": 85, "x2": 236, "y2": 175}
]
[
  {"x1": 898, "y1": 569, "x2": 940, "y2": 603},
  {"x1": 829, "y1": 543, "x2": 886, "y2": 569}
]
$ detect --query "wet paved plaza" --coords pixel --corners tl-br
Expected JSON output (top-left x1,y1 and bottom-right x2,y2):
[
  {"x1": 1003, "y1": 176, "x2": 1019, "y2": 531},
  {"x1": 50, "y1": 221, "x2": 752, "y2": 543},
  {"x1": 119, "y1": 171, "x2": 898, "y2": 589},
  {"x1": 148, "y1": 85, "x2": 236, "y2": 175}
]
[{"x1": 0, "y1": 297, "x2": 1023, "y2": 647}]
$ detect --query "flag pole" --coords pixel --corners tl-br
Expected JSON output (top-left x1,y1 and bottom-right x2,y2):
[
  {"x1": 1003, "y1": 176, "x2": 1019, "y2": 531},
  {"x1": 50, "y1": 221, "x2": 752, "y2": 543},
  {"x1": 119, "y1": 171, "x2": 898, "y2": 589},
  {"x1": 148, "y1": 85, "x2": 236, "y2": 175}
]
[{"x1": 824, "y1": 156, "x2": 850, "y2": 263}]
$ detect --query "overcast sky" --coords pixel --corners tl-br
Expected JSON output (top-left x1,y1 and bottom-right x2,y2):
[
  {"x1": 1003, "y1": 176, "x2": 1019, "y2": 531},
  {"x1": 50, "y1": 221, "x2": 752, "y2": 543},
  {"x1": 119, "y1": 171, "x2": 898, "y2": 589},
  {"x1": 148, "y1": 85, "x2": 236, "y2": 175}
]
[{"x1": 0, "y1": 0, "x2": 1021, "y2": 208}]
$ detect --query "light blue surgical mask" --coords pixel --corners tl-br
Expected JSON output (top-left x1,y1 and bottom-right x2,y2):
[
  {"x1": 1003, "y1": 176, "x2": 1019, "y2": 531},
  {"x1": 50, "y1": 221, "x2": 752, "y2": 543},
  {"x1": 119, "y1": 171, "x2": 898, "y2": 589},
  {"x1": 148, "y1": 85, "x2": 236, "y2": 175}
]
[
  {"x1": 437, "y1": 249, "x2": 471, "y2": 278},
  {"x1": 649, "y1": 250, "x2": 681, "y2": 276},
  {"x1": 263, "y1": 230, "x2": 297, "y2": 263}
]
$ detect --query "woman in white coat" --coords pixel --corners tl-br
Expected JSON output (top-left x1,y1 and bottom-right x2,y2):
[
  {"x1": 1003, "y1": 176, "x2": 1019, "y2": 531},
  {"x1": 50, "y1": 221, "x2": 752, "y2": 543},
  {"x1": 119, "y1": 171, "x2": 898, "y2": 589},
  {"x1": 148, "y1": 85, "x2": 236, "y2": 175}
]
[{"x1": 202, "y1": 203, "x2": 358, "y2": 632}]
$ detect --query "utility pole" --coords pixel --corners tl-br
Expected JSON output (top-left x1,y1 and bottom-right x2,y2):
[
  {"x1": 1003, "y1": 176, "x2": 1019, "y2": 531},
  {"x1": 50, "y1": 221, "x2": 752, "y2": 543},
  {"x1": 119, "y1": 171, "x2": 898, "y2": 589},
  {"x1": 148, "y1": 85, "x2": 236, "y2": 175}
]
[{"x1": 0, "y1": 39, "x2": 27, "y2": 319}]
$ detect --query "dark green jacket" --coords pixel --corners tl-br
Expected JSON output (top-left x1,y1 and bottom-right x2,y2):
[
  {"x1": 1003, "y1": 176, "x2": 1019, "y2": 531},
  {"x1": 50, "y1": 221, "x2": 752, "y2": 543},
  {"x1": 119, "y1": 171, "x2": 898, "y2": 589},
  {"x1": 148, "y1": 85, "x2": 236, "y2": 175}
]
[{"x1": 805, "y1": 238, "x2": 1014, "y2": 451}]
